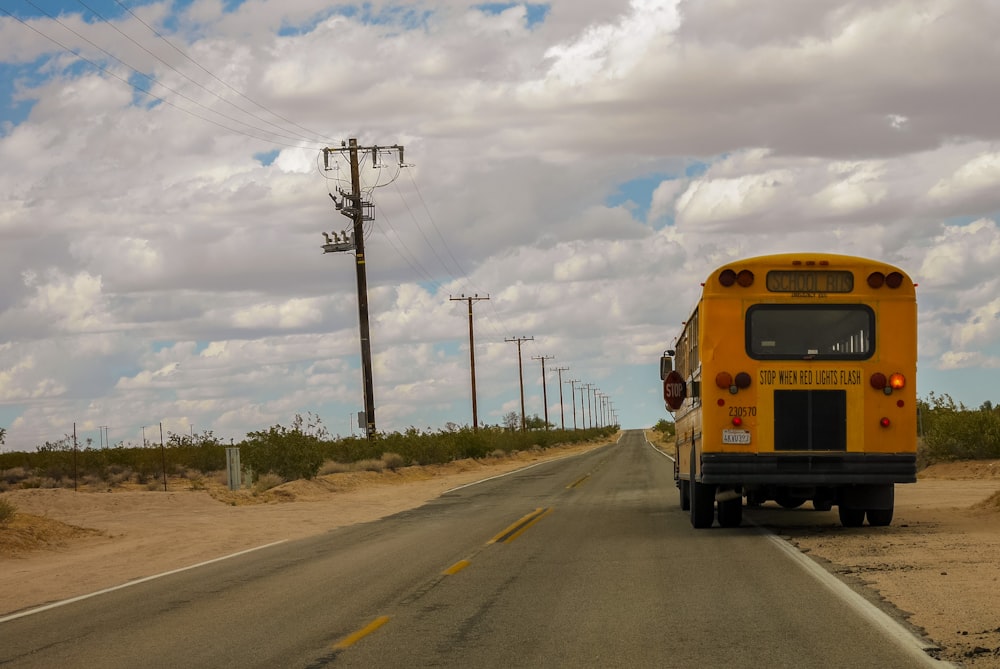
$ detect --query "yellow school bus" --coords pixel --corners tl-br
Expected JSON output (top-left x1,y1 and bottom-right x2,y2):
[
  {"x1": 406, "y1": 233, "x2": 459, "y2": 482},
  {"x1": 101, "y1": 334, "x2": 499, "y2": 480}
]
[{"x1": 660, "y1": 253, "x2": 917, "y2": 528}]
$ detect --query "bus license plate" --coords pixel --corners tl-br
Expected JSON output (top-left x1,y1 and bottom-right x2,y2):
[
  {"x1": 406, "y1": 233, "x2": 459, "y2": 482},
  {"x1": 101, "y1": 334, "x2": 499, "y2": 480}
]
[{"x1": 723, "y1": 429, "x2": 751, "y2": 444}]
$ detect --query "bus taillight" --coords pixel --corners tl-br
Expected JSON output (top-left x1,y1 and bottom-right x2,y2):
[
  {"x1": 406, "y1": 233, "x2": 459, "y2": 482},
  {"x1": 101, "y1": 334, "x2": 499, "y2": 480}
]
[
  {"x1": 734, "y1": 372, "x2": 752, "y2": 389},
  {"x1": 889, "y1": 373, "x2": 906, "y2": 390},
  {"x1": 880, "y1": 417, "x2": 891, "y2": 428},
  {"x1": 732, "y1": 416, "x2": 743, "y2": 427},
  {"x1": 716, "y1": 372, "x2": 733, "y2": 389}
]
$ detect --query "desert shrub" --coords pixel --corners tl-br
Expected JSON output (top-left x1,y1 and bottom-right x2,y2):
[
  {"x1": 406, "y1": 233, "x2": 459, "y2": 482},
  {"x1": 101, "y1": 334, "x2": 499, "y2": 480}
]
[
  {"x1": 242, "y1": 424, "x2": 324, "y2": 481},
  {"x1": 380, "y1": 452, "x2": 405, "y2": 470},
  {"x1": 146, "y1": 479, "x2": 164, "y2": 491},
  {"x1": 653, "y1": 418, "x2": 676, "y2": 438},
  {"x1": 920, "y1": 394, "x2": 1000, "y2": 462},
  {"x1": 354, "y1": 459, "x2": 385, "y2": 473},
  {"x1": 488, "y1": 449, "x2": 508, "y2": 459},
  {"x1": 1, "y1": 467, "x2": 29, "y2": 485},
  {"x1": 253, "y1": 472, "x2": 284, "y2": 493},
  {"x1": 318, "y1": 460, "x2": 350, "y2": 476},
  {"x1": 0, "y1": 497, "x2": 16, "y2": 525}
]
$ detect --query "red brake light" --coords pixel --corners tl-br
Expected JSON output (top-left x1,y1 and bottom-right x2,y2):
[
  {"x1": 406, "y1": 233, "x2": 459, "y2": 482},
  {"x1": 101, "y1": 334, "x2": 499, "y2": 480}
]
[
  {"x1": 734, "y1": 372, "x2": 752, "y2": 388},
  {"x1": 732, "y1": 416, "x2": 743, "y2": 427},
  {"x1": 719, "y1": 269, "x2": 737, "y2": 287},
  {"x1": 880, "y1": 417, "x2": 891, "y2": 427},
  {"x1": 870, "y1": 372, "x2": 887, "y2": 390}
]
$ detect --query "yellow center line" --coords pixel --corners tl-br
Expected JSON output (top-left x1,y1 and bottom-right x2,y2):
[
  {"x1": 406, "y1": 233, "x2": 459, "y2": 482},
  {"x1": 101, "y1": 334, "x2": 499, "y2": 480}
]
[
  {"x1": 502, "y1": 507, "x2": 553, "y2": 543},
  {"x1": 489, "y1": 508, "x2": 547, "y2": 544},
  {"x1": 333, "y1": 615, "x2": 390, "y2": 650},
  {"x1": 443, "y1": 559, "x2": 471, "y2": 575},
  {"x1": 567, "y1": 473, "x2": 591, "y2": 489}
]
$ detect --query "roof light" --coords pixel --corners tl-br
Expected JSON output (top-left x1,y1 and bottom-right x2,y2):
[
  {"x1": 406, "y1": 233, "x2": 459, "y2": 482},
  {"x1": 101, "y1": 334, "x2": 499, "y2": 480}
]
[
  {"x1": 719, "y1": 269, "x2": 737, "y2": 287},
  {"x1": 736, "y1": 269, "x2": 755, "y2": 287},
  {"x1": 867, "y1": 272, "x2": 885, "y2": 288},
  {"x1": 886, "y1": 272, "x2": 904, "y2": 288}
]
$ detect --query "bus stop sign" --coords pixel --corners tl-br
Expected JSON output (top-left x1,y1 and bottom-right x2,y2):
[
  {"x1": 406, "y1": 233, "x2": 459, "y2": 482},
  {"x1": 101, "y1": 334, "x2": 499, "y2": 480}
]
[{"x1": 663, "y1": 370, "x2": 686, "y2": 411}]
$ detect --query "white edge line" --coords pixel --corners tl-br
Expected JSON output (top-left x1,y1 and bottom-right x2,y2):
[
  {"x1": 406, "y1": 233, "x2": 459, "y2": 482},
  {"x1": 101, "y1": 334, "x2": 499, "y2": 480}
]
[
  {"x1": 644, "y1": 434, "x2": 675, "y2": 462},
  {"x1": 0, "y1": 539, "x2": 288, "y2": 624},
  {"x1": 763, "y1": 530, "x2": 955, "y2": 667}
]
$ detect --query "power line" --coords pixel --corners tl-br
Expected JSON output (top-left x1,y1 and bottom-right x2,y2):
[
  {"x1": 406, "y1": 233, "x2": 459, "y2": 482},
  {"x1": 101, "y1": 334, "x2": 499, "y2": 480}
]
[{"x1": 0, "y1": 4, "x2": 326, "y2": 149}]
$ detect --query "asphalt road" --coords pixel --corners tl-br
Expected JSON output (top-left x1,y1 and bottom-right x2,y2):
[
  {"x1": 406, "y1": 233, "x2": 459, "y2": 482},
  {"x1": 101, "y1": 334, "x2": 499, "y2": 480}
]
[{"x1": 1, "y1": 430, "x2": 942, "y2": 668}]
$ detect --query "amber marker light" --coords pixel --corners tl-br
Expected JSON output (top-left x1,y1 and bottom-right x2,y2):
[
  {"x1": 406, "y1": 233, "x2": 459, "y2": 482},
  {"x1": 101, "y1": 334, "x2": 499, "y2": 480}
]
[
  {"x1": 715, "y1": 371, "x2": 733, "y2": 389},
  {"x1": 736, "y1": 269, "x2": 755, "y2": 287},
  {"x1": 889, "y1": 373, "x2": 906, "y2": 390}
]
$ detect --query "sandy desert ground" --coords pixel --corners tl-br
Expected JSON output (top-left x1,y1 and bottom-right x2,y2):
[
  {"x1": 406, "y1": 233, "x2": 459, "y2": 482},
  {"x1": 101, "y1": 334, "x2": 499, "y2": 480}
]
[{"x1": 2, "y1": 435, "x2": 999, "y2": 668}]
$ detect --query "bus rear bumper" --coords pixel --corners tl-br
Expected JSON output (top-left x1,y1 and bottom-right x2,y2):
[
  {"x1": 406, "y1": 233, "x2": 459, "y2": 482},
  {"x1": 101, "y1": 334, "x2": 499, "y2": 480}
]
[{"x1": 700, "y1": 453, "x2": 916, "y2": 485}]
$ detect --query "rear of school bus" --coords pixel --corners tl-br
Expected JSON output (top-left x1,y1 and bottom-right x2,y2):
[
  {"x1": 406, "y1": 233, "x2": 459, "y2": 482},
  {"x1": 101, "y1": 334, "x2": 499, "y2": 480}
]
[{"x1": 667, "y1": 253, "x2": 917, "y2": 529}]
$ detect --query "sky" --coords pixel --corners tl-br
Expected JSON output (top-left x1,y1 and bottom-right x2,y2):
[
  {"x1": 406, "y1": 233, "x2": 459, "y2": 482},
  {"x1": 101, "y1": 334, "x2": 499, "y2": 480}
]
[{"x1": 1, "y1": 0, "x2": 1000, "y2": 451}]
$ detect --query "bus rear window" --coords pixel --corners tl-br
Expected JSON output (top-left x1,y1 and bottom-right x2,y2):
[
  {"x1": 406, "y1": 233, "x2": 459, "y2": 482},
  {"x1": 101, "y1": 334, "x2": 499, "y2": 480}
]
[{"x1": 746, "y1": 305, "x2": 875, "y2": 360}]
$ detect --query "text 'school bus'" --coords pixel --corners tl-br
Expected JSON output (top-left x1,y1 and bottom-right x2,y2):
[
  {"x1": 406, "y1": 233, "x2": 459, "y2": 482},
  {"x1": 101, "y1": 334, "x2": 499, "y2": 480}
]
[{"x1": 660, "y1": 254, "x2": 917, "y2": 529}]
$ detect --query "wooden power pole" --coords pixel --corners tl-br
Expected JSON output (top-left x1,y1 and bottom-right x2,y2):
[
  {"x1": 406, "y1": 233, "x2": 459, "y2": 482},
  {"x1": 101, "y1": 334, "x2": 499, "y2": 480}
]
[
  {"x1": 450, "y1": 294, "x2": 489, "y2": 431},
  {"x1": 505, "y1": 336, "x2": 534, "y2": 431},
  {"x1": 532, "y1": 355, "x2": 555, "y2": 429},
  {"x1": 322, "y1": 139, "x2": 404, "y2": 441}
]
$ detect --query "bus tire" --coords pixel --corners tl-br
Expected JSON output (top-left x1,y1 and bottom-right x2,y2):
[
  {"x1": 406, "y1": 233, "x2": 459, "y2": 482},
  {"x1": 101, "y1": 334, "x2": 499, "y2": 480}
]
[
  {"x1": 718, "y1": 496, "x2": 742, "y2": 527},
  {"x1": 866, "y1": 507, "x2": 893, "y2": 526},
  {"x1": 679, "y1": 479, "x2": 691, "y2": 511},
  {"x1": 838, "y1": 506, "x2": 865, "y2": 527},
  {"x1": 690, "y1": 480, "x2": 715, "y2": 528}
]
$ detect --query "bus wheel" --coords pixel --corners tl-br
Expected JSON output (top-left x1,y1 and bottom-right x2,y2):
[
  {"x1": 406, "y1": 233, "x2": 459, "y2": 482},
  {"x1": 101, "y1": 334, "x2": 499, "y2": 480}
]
[
  {"x1": 838, "y1": 507, "x2": 865, "y2": 527},
  {"x1": 679, "y1": 480, "x2": 691, "y2": 511},
  {"x1": 690, "y1": 481, "x2": 715, "y2": 528},
  {"x1": 866, "y1": 507, "x2": 893, "y2": 526},
  {"x1": 718, "y1": 496, "x2": 742, "y2": 527}
]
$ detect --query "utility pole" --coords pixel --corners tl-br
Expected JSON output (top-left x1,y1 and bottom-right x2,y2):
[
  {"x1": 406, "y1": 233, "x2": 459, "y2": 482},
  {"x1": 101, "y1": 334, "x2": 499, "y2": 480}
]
[
  {"x1": 322, "y1": 139, "x2": 405, "y2": 441},
  {"x1": 554, "y1": 367, "x2": 569, "y2": 430},
  {"x1": 450, "y1": 294, "x2": 489, "y2": 431},
  {"x1": 505, "y1": 336, "x2": 534, "y2": 431},
  {"x1": 582, "y1": 383, "x2": 593, "y2": 429},
  {"x1": 566, "y1": 379, "x2": 579, "y2": 429},
  {"x1": 587, "y1": 386, "x2": 601, "y2": 427},
  {"x1": 532, "y1": 355, "x2": 555, "y2": 430}
]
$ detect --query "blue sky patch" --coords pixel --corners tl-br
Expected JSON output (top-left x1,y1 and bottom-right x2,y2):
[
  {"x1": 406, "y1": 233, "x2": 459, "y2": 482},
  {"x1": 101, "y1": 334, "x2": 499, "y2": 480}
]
[
  {"x1": 255, "y1": 149, "x2": 280, "y2": 166},
  {"x1": 475, "y1": 3, "x2": 549, "y2": 28}
]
